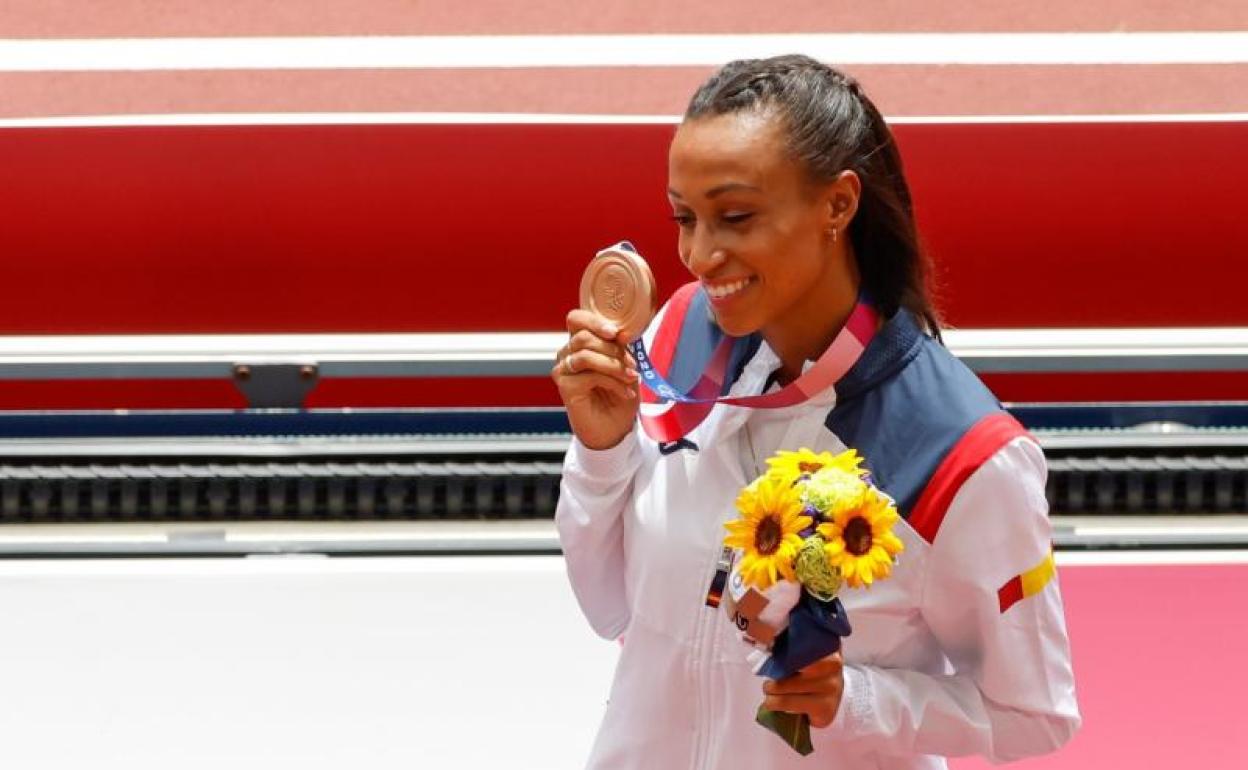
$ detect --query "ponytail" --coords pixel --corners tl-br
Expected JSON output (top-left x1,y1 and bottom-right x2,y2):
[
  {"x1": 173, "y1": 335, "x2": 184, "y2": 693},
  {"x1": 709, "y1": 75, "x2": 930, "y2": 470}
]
[{"x1": 685, "y1": 55, "x2": 943, "y2": 339}]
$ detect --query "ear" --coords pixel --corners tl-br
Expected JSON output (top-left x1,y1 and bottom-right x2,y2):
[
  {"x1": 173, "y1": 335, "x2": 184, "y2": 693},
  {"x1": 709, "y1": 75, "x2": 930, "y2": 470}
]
[{"x1": 824, "y1": 170, "x2": 862, "y2": 231}]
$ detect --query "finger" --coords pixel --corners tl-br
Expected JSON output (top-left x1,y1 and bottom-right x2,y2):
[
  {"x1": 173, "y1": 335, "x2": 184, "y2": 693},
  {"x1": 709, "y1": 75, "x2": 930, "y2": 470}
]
[
  {"x1": 796, "y1": 654, "x2": 843, "y2": 680},
  {"x1": 562, "y1": 313, "x2": 644, "y2": 376},
  {"x1": 616, "y1": 328, "x2": 638, "y2": 355},
  {"x1": 762, "y1": 673, "x2": 839, "y2": 697},
  {"x1": 568, "y1": 330, "x2": 634, "y2": 369},
  {"x1": 562, "y1": 349, "x2": 639, "y2": 384},
  {"x1": 554, "y1": 368, "x2": 638, "y2": 403},
  {"x1": 761, "y1": 694, "x2": 838, "y2": 728},
  {"x1": 619, "y1": 334, "x2": 638, "y2": 370},
  {"x1": 566, "y1": 309, "x2": 621, "y2": 340},
  {"x1": 762, "y1": 657, "x2": 842, "y2": 696},
  {"x1": 565, "y1": 330, "x2": 641, "y2": 384}
]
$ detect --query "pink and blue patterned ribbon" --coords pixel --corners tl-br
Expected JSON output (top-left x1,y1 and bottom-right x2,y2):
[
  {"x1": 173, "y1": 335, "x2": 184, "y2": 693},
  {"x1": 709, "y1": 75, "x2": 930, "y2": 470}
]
[{"x1": 631, "y1": 299, "x2": 880, "y2": 442}]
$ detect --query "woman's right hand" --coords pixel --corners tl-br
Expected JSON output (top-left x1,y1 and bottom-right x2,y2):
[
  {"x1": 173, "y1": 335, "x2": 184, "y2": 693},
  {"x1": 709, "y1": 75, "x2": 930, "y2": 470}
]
[{"x1": 553, "y1": 309, "x2": 642, "y2": 451}]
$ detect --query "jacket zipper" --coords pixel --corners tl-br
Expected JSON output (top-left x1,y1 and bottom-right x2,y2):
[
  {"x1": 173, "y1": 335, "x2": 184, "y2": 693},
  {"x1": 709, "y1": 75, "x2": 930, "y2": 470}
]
[
  {"x1": 691, "y1": 545, "x2": 725, "y2": 770},
  {"x1": 691, "y1": 408, "x2": 752, "y2": 769}
]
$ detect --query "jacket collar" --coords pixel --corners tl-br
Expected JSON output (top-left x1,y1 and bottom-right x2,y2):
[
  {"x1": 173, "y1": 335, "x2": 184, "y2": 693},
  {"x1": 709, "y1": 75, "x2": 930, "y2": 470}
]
[
  {"x1": 724, "y1": 309, "x2": 927, "y2": 403},
  {"x1": 834, "y1": 309, "x2": 928, "y2": 402}
]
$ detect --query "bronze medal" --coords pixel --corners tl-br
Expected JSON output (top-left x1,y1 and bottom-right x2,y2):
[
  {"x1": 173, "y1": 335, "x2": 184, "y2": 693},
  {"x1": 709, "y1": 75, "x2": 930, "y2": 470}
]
[{"x1": 579, "y1": 244, "x2": 658, "y2": 339}]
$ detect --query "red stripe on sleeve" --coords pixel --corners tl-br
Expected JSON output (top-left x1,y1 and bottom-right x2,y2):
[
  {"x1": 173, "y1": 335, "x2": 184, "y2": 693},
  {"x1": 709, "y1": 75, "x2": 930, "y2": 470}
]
[
  {"x1": 908, "y1": 411, "x2": 1032, "y2": 544},
  {"x1": 998, "y1": 575, "x2": 1025, "y2": 613}
]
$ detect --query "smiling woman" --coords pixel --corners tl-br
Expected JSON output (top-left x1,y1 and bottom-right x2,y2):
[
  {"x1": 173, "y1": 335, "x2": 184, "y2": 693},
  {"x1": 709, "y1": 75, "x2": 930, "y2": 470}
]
[
  {"x1": 553, "y1": 55, "x2": 1080, "y2": 770},
  {"x1": 666, "y1": 109, "x2": 863, "y2": 378},
  {"x1": 667, "y1": 56, "x2": 943, "y2": 384}
]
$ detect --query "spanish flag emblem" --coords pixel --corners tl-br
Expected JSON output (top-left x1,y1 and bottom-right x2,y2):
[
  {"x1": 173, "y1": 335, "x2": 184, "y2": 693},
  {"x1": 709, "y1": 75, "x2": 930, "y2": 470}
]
[{"x1": 998, "y1": 551, "x2": 1056, "y2": 613}]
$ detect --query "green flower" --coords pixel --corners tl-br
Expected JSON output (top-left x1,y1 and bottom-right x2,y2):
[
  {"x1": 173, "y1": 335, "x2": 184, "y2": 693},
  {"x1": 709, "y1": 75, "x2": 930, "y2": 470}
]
[
  {"x1": 800, "y1": 467, "x2": 868, "y2": 519},
  {"x1": 794, "y1": 534, "x2": 843, "y2": 601}
]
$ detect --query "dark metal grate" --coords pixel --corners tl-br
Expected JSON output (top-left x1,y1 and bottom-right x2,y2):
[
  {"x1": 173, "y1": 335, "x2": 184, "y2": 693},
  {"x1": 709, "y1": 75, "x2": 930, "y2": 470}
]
[
  {"x1": 1046, "y1": 454, "x2": 1248, "y2": 514},
  {"x1": 0, "y1": 461, "x2": 564, "y2": 521},
  {"x1": 0, "y1": 452, "x2": 1245, "y2": 522}
]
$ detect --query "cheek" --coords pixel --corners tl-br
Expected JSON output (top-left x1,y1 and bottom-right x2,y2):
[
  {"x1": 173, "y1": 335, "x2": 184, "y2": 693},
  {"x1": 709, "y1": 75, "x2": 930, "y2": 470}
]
[
  {"x1": 747, "y1": 226, "x2": 808, "y2": 280},
  {"x1": 769, "y1": 225, "x2": 824, "y2": 276}
]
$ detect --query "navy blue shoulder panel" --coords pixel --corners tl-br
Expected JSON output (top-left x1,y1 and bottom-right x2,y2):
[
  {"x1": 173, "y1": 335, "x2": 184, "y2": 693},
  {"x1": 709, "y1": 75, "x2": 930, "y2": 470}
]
[
  {"x1": 826, "y1": 312, "x2": 1004, "y2": 517},
  {"x1": 666, "y1": 288, "x2": 762, "y2": 397}
]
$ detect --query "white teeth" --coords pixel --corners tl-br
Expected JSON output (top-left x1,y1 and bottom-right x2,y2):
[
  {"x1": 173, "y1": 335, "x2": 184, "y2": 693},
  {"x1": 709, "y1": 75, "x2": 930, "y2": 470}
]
[{"x1": 706, "y1": 278, "x2": 750, "y2": 299}]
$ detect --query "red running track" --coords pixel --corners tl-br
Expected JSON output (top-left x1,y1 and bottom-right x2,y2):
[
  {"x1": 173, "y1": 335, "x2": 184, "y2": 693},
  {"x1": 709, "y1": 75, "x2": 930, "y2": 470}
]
[{"x1": 953, "y1": 557, "x2": 1248, "y2": 769}]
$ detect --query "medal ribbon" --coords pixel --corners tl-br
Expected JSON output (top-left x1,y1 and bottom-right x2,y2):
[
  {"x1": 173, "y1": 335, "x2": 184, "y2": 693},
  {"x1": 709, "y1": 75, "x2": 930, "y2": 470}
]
[{"x1": 630, "y1": 299, "x2": 880, "y2": 443}]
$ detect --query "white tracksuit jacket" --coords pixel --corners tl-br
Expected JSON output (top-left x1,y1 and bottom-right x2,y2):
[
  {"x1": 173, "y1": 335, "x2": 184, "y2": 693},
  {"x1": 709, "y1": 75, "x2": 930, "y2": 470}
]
[{"x1": 556, "y1": 307, "x2": 1081, "y2": 769}]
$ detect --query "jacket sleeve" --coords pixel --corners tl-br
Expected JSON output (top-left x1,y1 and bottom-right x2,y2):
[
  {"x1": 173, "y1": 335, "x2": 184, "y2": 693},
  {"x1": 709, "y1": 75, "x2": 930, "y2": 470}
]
[
  {"x1": 555, "y1": 430, "x2": 643, "y2": 640},
  {"x1": 555, "y1": 299, "x2": 674, "y2": 640},
  {"x1": 815, "y1": 437, "x2": 1081, "y2": 762}
]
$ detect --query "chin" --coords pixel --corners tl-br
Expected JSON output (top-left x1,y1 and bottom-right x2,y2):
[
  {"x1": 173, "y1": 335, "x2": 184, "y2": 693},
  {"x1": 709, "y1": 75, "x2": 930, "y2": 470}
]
[{"x1": 708, "y1": 308, "x2": 760, "y2": 339}]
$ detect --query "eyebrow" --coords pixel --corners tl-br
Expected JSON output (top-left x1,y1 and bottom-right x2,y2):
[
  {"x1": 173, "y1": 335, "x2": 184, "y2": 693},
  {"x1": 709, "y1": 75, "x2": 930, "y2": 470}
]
[{"x1": 667, "y1": 181, "x2": 762, "y2": 200}]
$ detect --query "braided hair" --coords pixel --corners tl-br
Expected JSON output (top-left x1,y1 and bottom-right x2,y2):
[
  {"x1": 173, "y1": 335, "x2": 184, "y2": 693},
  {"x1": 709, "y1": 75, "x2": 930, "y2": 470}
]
[{"x1": 685, "y1": 55, "x2": 942, "y2": 339}]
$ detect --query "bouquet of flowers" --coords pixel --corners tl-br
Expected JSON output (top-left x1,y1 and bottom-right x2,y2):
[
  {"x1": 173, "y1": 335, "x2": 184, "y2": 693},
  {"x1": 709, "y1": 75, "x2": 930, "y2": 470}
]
[{"x1": 721, "y1": 447, "x2": 904, "y2": 755}]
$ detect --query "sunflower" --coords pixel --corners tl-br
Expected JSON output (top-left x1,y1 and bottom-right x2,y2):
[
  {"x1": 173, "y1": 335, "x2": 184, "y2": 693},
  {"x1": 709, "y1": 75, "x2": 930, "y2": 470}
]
[
  {"x1": 766, "y1": 447, "x2": 865, "y2": 486},
  {"x1": 817, "y1": 488, "x2": 905, "y2": 588},
  {"x1": 724, "y1": 475, "x2": 811, "y2": 590}
]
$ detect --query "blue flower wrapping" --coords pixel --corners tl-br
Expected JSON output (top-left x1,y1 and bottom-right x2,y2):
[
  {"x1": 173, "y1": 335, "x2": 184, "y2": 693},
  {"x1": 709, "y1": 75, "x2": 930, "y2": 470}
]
[
  {"x1": 752, "y1": 593, "x2": 854, "y2": 755},
  {"x1": 757, "y1": 593, "x2": 853, "y2": 681}
]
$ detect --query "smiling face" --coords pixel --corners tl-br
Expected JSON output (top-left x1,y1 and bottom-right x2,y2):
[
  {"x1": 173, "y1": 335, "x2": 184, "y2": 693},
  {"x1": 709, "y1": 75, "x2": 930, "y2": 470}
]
[{"x1": 667, "y1": 109, "x2": 860, "y2": 356}]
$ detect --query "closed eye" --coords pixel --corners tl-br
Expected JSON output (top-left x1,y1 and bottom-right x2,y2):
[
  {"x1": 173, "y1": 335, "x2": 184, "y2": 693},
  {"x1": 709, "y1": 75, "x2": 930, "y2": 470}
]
[{"x1": 722, "y1": 212, "x2": 754, "y2": 225}]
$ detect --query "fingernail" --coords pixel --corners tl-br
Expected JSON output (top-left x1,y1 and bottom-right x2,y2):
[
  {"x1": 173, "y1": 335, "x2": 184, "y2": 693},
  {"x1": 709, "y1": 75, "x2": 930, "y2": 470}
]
[
  {"x1": 603, "y1": 323, "x2": 619, "y2": 336},
  {"x1": 627, "y1": 388, "x2": 638, "y2": 400}
]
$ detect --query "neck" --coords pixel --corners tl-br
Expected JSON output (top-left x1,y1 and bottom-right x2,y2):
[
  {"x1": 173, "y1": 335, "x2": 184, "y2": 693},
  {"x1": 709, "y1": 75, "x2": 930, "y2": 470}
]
[{"x1": 763, "y1": 252, "x2": 861, "y2": 384}]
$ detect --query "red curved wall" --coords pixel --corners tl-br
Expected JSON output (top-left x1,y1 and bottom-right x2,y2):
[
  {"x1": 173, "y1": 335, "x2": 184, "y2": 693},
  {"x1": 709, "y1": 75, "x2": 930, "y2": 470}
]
[{"x1": 1, "y1": 120, "x2": 1244, "y2": 407}]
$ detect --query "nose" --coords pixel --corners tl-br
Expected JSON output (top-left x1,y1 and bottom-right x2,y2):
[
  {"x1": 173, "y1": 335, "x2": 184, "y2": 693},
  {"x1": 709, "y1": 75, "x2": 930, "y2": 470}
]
[{"x1": 682, "y1": 227, "x2": 727, "y2": 279}]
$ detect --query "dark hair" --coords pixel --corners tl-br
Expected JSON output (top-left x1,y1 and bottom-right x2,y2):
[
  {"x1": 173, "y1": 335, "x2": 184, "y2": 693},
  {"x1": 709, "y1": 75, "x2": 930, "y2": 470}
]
[{"x1": 685, "y1": 54, "x2": 942, "y2": 339}]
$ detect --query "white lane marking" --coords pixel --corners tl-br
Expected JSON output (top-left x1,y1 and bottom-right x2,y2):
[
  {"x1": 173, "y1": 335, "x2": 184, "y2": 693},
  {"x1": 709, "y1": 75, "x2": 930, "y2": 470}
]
[
  {"x1": 224, "y1": 530, "x2": 558, "y2": 544},
  {"x1": 2, "y1": 33, "x2": 1248, "y2": 71},
  {"x1": 0, "y1": 331, "x2": 568, "y2": 364},
  {"x1": 0, "y1": 551, "x2": 1243, "y2": 577},
  {"x1": 1057, "y1": 550, "x2": 1248, "y2": 566},
  {"x1": 1073, "y1": 525, "x2": 1248, "y2": 538},
  {"x1": 1, "y1": 328, "x2": 1246, "y2": 375},
  {"x1": 0, "y1": 112, "x2": 684, "y2": 128},
  {"x1": 0, "y1": 554, "x2": 572, "y2": 576},
  {"x1": 2, "y1": 112, "x2": 1247, "y2": 129},
  {"x1": 0, "y1": 534, "x2": 169, "y2": 545}
]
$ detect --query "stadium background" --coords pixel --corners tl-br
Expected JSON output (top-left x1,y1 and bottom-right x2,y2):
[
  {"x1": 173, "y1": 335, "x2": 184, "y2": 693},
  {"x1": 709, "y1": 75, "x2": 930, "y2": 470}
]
[{"x1": 1, "y1": 3, "x2": 1246, "y2": 769}]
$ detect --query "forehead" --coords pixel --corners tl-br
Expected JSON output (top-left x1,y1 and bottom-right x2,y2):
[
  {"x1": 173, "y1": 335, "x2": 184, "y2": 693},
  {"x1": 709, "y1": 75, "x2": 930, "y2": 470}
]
[{"x1": 668, "y1": 111, "x2": 795, "y2": 191}]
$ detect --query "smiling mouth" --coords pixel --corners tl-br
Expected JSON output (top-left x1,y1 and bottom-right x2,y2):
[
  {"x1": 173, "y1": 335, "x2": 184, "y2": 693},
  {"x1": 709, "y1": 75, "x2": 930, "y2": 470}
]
[{"x1": 704, "y1": 277, "x2": 754, "y2": 300}]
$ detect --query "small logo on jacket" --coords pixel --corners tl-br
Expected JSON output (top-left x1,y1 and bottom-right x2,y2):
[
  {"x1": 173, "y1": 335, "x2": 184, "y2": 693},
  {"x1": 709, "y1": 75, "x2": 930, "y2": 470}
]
[{"x1": 658, "y1": 437, "x2": 699, "y2": 455}]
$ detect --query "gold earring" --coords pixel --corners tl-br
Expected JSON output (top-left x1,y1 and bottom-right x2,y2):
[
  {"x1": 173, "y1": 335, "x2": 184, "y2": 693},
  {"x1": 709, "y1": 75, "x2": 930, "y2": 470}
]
[{"x1": 830, "y1": 226, "x2": 838, "y2": 243}]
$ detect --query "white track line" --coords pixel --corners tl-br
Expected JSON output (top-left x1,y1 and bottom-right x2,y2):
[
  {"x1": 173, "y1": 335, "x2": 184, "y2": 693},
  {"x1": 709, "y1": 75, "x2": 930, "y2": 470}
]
[
  {"x1": 1, "y1": 328, "x2": 1245, "y2": 369},
  {"x1": 0, "y1": 554, "x2": 571, "y2": 576},
  {"x1": 2, "y1": 33, "x2": 1248, "y2": 71},
  {"x1": 0, "y1": 552, "x2": 1243, "y2": 575},
  {"x1": 1056, "y1": 550, "x2": 1248, "y2": 567},
  {"x1": 3, "y1": 111, "x2": 1248, "y2": 129}
]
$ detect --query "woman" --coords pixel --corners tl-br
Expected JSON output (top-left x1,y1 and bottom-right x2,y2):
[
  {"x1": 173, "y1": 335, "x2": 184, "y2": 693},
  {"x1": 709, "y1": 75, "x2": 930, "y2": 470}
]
[{"x1": 553, "y1": 55, "x2": 1080, "y2": 769}]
